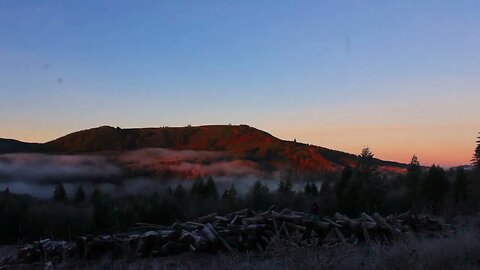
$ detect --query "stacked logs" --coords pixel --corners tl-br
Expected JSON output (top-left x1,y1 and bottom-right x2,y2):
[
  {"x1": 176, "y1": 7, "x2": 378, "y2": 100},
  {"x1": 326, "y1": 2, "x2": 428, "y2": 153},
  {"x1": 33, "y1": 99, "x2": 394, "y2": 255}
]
[{"x1": 13, "y1": 208, "x2": 452, "y2": 264}]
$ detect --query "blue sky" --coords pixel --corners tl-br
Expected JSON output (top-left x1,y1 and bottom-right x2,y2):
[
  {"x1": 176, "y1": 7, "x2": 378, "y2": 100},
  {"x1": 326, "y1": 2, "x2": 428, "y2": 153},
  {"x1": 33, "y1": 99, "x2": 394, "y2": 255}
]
[{"x1": 1, "y1": 1, "x2": 479, "y2": 166}]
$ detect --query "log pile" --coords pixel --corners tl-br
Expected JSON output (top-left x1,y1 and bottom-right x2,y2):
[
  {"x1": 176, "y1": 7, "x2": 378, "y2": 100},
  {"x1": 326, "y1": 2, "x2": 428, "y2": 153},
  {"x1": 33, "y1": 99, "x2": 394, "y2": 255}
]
[{"x1": 10, "y1": 208, "x2": 452, "y2": 265}]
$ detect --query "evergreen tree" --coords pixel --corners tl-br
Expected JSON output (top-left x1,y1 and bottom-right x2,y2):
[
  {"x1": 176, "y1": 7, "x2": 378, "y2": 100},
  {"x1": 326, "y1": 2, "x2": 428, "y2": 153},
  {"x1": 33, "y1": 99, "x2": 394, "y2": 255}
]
[
  {"x1": 222, "y1": 184, "x2": 238, "y2": 200},
  {"x1": 251, "y1": 180, "x2": 269, "y2": 197},
  {"x1": 304, "y1": 182, "x2": 319, "y2": 197},
  {"x1": 335, "y1": 165, "x2": 353, "y2": 201},
  {"x1": 205, "y1": 177, "x2": 219, "y2": 199},
  {"x1": 75, "y1": 186, "x2": 86, "y2": 203},
  {"x1": 90, "y1": 188, "x2": 103, "y2": 204},
  {"x1": 174, "y1": 184, "x2": 187, "y2": 200},
  {"x1": 191, "y1": 178, "x2": 205, "y2": 196},
  {"x1": 250, "y1": 180, "x2": 269, "y2": 209},
  {"x1": 277, "y1": 178, "x2": 294, "y2": 195},
  {"x1": 473, "y1": 133, "x2": 480, "y2": 170},
  {"x1": 319, "y1": 181, "x2": 332, "y2": 195},
  {"x1": 53, "y1": 183, "x2": 68, "y2": 202},
  {"x1": 453, "y1": 167, "x2": 467, "y2": 203},
  {"x1": 421, "y1": 165, "x2": 450, "y2": 211},
  {"x1": 352, "y1": 147, "x2": 384, "y2": 213},
  {"x1": 405, "y1": 155, "x2": 422, "y2": 208},
  {"x1": 222, "y1": 185, "x2": 238, "y2": 210}
]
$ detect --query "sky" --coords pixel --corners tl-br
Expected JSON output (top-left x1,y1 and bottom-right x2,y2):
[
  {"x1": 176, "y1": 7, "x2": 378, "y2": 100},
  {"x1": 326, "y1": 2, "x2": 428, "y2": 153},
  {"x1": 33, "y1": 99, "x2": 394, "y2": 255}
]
[{"x1": 0, "y1": 1, "x2": 479, "y2": 167}]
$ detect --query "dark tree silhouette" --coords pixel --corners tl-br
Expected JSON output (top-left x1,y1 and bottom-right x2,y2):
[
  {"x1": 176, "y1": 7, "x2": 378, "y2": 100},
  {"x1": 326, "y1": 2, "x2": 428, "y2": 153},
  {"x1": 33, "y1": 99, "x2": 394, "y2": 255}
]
[
  {"x1": 335, "y1": 165, "x2": 353, "y2": 201},
  {"x1": 421, "y1": 165, "x2": 450, "y2": 211},
  {"x1": 222, "y1": 184, "x2": 238, "y2": 210},
  {"x1": 190, "y1": 178, "x2": 205, "y2": 196},
  {"x1": 75, "y1": 186, "x2": 86, "y2": 203},
  {"x1": 304, "y1": 182, "x2": 319, "y2": 197},
  {"x1": 205, "y1": 177, "x2": 219, "y2": 200},
  {"x1": 473, "y1": 132, "x2": 480, "y2": 170},
  {"x1": 453, "y1": 167, "x2": 467, "y2": 203},
  {"x1": 174, "y1": 184, "x2": 187, "y2": 200},
  {"x1": 90, "y1": 188, "x2": 103, "y2": 204},
  {"x1": 354, "y1": 147, "x2": 384, "y2": 213},
  {"x1": 222, "y1": 184, "x2": 238, "y2": 201},
  {"x1": 406, "y1": 155, "x2": 422, "y2": 208},
  {"x1": 277, "y1": 178, "x2": 294, "y2": 195},
  {"x1": 53, "y1": 183, "x2": 68, "y2": 202},
  {"x1": 250, "y1": 180, "x2": 269, "y2": 209}
]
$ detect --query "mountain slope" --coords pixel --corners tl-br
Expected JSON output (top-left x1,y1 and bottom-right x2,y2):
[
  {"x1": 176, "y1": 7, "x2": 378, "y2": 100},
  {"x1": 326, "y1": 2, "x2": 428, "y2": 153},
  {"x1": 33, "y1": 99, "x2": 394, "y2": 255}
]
[
  {"x1": 0, "y1": 138, "x2": 43, "y2": 153},
  {"x1": 1, "y1": 125, "x2": 408, "y2": 176}
]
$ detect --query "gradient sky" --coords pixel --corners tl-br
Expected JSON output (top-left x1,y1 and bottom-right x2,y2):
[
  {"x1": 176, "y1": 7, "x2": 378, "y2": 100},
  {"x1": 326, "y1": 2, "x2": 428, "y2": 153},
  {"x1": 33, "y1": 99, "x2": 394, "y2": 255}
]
[{"x1": 1, "y1": 1, "x2": 479, "y2": 167}]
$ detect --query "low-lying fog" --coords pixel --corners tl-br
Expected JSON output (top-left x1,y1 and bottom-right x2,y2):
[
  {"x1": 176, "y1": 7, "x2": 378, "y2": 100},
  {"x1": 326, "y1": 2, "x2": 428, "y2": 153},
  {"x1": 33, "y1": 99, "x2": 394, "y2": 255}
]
[{"x1": 0, "y1": 149, "x2": 315, "y2": 199}]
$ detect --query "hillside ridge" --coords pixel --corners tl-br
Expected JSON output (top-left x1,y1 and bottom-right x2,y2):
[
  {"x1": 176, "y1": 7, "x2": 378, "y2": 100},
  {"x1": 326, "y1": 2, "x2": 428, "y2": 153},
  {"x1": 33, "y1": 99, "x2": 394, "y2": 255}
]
[{"x1": 0, "y1": 125, "x2": 408, "y2": 175}]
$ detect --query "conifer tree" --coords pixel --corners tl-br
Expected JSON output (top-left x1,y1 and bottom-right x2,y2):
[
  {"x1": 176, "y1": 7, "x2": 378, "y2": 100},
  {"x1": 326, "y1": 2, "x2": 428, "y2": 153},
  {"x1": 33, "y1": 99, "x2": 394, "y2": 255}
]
[
  {"x1": 53, "y1": 183, "x2": 68, "y2": 202},
  {"x1": 421, "y1": 165, "x2": 450, "y2": 210},
  {"x1": 473, "y1": 133, "x2": 480, "y2": 170},
  {"x1": 277, "y1": 178, "x2": 294, "y2": 195},
  {"x1": 75, "y1": 186, "x2": 86, "y2": 203},
  {"x1": 453, "y1": 167, "x2": 467, "y2": 203},
  {"x1": 174, "y1": 184, "x2": 186, "y2": 200},
  {"x1": 304, "y1": 182, "x2": 319, "y2": 197},
  {"x1": 406, "y1": 155, "x2": 422, "y2": 208},
  {"x1": 205, "y1": 177, "x2": 219, "y2": 199},
  {"x1": 335, "y1": 165, "x2": 353, "y2": 201}
]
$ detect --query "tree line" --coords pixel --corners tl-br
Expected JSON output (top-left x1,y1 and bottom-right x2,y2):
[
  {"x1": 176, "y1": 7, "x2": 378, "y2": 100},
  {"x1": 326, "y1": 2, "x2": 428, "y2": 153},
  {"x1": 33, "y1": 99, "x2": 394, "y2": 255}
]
[{"x1": 0, "y1": 133, "x2": 479, "y2": 244}]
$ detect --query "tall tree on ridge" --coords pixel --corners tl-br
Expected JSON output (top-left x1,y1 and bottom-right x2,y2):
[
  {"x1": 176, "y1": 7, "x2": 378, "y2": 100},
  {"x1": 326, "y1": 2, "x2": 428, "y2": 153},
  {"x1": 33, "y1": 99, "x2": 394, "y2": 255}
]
[
  {"x1": 406, "y1": 155, "x2": 422, "y2": 209},
  {"x1": 472, "y1": 132, "x2": 480, "y2": 170}
]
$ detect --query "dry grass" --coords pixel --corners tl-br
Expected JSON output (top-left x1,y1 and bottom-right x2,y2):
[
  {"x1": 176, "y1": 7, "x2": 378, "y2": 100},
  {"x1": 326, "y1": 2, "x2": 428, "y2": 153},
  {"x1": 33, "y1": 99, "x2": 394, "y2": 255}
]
[
  {"x1": 2, "y1": 219, "x2": 479, "y2": 270},
  {"x1": 43, "y1": 228, "x2": 480, "y2": 270}
]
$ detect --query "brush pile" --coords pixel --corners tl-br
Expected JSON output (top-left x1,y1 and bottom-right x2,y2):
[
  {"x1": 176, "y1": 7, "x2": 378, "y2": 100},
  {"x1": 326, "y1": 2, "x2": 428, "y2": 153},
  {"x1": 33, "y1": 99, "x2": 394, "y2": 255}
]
[{"x1": 9, "y1": 207, "x2": 452, "y2": 265}]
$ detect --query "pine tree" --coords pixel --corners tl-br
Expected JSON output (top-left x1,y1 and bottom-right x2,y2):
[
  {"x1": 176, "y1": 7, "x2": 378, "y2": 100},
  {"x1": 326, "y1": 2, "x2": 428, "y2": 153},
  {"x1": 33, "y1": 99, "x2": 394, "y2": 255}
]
[
  {"x1": 277, "y1": 178, "x2": 294, "y2": 195},
  {"x1": 335, "y1": 165, "x2": 353, "y2": 201},
  {"x1": 205, "y1": 177, "x2": 219, "y2": 200},
  {"x1": 304, "y1": 182, "x2": 319, "y2": 197},
  {"x1": 75, "y1": 186, "x2": 86, "y2": 203},
  {"x1": 174, "y1": 184, "x2": 186, "y2": 200},
  {"x1": 406, "y1": 155, "x2": 422, "y2": 208},
  {"x1": 90, "y1": 188, "x2": 103, "y2": 204},
  {"x1": 421, "y1": 165, "x2": 450, "y2": 211},
  {"x1": 222, "y1": 184, "x2": 238, "y2": 210},
  {"x1": 473, "y1": 133, "x2": 480, "y2": 170},
  {"x1": 191, "y1": 178, "x2": 205, "y2": 196},
  {"x1": 250, "y1": 181, "x2": 269, "y2": 209},
  {"x1": 251, "y1": 181, "x2": 269, "y2": 196},
  {"x1": 222, "y1": 184, "x2": 238, "y2": 201},
  {"x1": 53, "y1": 183, "x2": 68, "y2": 202},
  {"x1": 453, "y1": 167, "x2": 467, "y2": 203},
  {"x1": 354, "y1": 147, "x2": 384, "y2": 213}
]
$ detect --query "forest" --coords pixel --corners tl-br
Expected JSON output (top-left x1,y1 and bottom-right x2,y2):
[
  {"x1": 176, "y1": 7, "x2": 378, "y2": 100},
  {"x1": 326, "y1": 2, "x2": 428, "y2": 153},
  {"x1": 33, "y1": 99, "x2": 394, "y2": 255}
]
[{"x1": 1, "y1": 133, "x2": 479, "y2": 246}]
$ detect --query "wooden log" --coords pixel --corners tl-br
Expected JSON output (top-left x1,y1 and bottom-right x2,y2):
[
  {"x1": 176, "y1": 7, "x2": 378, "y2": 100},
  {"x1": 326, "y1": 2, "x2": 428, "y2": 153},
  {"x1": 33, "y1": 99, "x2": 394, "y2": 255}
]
[
  {"x1": 361, "y1": 216, "x2": 371, "y2": 245},
  {"x1": 334, "y1": 228, "x2": 346, "y2": 244},
  {"x1": 197, "y1": 212, "x2": 218, "y2": 223},
  {"x1": 206, "y1": 223, "x2": 236, "y2": 254},
  {"x1": 215, "y1": 216, "x2": 229, "y2": 222},
  {"x1": 361, "y1": 213, "x2": 376, "y2": 224},
  {"x1": 373, "y1": 212, "x2": 402, "y2": 237},
  {"x1": 136, "y1": 223, "x2": 170, "y2": 230},
  {"x1": 322, "y1": 218, "x2": 343, "y2": 228}
]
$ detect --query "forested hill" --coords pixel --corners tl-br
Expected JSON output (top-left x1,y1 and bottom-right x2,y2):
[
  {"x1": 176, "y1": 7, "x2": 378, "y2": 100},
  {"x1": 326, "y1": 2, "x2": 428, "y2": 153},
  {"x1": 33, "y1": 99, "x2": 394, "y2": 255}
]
[{"x1": 0, "y1": 125, "x2": 408, "y2": 175}]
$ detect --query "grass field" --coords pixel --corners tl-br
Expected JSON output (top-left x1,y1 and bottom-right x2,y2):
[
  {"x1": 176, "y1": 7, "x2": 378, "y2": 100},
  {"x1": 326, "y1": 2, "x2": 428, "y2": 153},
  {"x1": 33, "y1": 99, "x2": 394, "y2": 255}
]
[{"x1": 45, "y1": 227, "x2": 480, "y2": 270}]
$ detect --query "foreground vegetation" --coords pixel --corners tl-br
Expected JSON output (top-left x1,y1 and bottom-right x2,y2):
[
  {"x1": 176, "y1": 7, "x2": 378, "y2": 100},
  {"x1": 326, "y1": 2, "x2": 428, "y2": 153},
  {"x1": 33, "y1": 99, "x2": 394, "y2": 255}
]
[
  {"x1": 4, "y1": 224, "x2": 477, "y2": 270},
  {"x1": 1, "y1": 136, "x2": 480, "y2": 244}
]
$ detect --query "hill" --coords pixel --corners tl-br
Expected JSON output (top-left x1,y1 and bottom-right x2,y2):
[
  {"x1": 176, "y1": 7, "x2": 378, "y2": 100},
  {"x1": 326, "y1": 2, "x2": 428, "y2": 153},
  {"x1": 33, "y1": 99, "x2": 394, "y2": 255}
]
[{"x1": 0, "y1": 125, "x2": 407, "y2": 178}]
